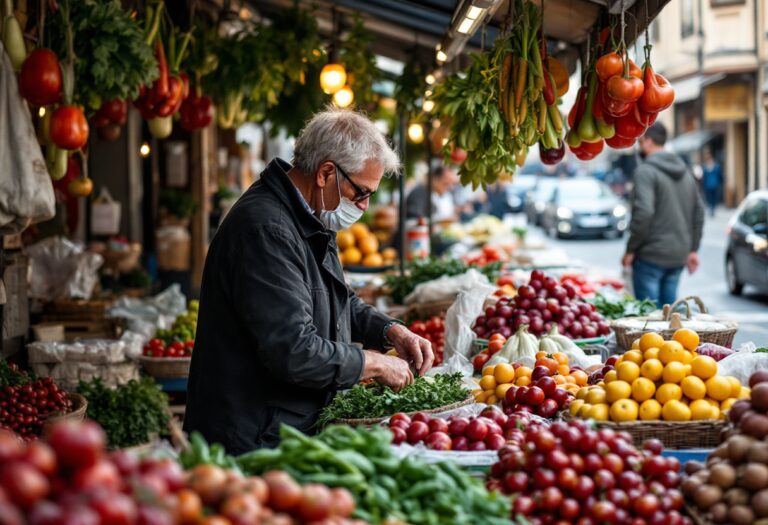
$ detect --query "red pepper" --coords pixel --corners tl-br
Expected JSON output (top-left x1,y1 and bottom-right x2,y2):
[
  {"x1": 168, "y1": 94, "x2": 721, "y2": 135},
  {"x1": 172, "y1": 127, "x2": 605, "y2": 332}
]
[
  {"x1": 154, "y1": 75, "x2": 184, "y2": 117},
  {"x1": 540, "y1": 34, "x2": 556, "y2": 105},
  {"x1": 180, "y1": 93, "x2": 214, "y2": 131},
  {"x1": 149, "y1": 41, "x2": 169, "y2": 105}
]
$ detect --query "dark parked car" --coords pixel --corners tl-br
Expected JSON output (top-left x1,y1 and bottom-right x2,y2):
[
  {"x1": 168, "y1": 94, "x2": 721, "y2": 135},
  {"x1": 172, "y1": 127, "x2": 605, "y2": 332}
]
[
  {"x1": 540, "y1": 177, "x2": 628, "y2": 239},
  {"x1": 726, "y1": 191, "x2": 768, "y2": 294},
  {"x1": 524, "y1": 177, "x2": 559, "y2": 225}
]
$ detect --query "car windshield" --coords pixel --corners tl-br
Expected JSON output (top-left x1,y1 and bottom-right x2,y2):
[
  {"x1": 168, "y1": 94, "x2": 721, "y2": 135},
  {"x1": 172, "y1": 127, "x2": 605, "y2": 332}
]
[
  {"x1": 559, "y1": 179, "x2": 610, "y2": 203},
  {"x1": 533, "y1": 179, "x2": 558, "y2": 199}
]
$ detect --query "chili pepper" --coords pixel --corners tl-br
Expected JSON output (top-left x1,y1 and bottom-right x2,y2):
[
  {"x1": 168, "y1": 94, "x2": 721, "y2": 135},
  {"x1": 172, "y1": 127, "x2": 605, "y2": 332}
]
[
  {"x1": 334, "y1": 450, "x2": 374, "y2": 477},
  {"x1": 150, "y1": 40, "x2": 169, "y2": 104}
]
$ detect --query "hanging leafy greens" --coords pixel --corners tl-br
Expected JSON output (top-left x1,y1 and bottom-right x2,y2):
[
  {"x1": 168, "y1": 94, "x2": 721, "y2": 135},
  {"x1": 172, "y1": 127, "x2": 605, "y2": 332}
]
[
  {"x1": 339, "y1": 15, "x2": 380, "y2": 108},
  {"x1": 394, "y1": 57, "x2": 427, "y2": 119}
]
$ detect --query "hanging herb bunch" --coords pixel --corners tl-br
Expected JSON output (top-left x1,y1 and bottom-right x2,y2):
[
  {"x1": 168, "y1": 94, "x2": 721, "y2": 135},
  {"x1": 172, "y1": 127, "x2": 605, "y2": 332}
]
[{"x1": 339, "y1": 14, "x2": 380, "y2": 109}]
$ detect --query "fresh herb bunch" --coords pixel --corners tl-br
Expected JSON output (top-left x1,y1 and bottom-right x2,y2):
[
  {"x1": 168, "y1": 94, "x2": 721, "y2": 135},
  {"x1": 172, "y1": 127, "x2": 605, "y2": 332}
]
[
  {"x1": 317, "y1": 373, "x2": 469, "y2": 427},
  {"x1": 49, "y1": 0, "x2": 158, "y2": 113},
  {"x1": 0, "y1": 361, "x2": 33, "y2": 388},
  {"x1": 76, "y1": 378, "x2": 169, "y2": 448},
  {"x1": 590, "y1": 293, "x2": 656, "y2": 320},
  {"x1": 339, "y1": 14, "x2": 380, "y2": 108},
  {"x1": 236, "y1": 424, "x2": 515, "y2": 525},
  {"x1": 385, "y1": 258, "x2": 503, "y2": 304}
]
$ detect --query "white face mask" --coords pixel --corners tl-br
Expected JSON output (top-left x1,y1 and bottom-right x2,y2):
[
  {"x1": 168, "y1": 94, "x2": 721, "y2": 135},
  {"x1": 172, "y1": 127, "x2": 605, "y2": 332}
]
[{"x1": 318, "y1": 169, "x2": 363, "y2": 231}]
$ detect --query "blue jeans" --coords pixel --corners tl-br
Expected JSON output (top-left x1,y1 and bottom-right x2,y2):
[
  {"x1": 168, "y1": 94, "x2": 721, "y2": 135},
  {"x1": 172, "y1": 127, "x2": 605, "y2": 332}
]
[{"x1": 632, "y1": 258, "x2": 684, "y2": 309}]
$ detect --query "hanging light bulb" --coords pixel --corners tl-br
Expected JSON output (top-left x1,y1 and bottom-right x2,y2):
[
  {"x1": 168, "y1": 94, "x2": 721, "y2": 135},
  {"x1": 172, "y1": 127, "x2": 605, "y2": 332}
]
[
  {"x1": 139, "y1": 142, "x2": 151, "y2": 157},
  {"x1": 422, "y1": 100, "x2": 435, "y2": 112},
  {"x1": 425, "y1": 73, "x2": 436, "y2": 85},
  {"x1": 38, "y1": 107, "x2": 46, "y2": 117},
  {"x1": 407, "y1": 122, "x2": 425, "y2": 144},
  {"x1": 333, "y1": 85, "x2": 355, "y2": 108},
  {"x1": 320, "y1": 63, "x2": 347, "y2": 95}
]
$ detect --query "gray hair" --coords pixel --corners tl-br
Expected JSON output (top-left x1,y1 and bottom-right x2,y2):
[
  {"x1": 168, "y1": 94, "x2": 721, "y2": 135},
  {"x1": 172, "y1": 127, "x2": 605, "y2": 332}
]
[{"x1": 293, "y1": 107, "x2": 400, "y2": 177}]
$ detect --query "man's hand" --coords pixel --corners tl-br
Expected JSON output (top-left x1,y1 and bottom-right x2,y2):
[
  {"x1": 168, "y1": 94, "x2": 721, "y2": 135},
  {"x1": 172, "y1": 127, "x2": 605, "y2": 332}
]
[
  {"x1": 386, "y1": 323, "x2": 434, "y2": 376},
  {"x1": 362, "y1": 351, "x2": 413, "y2": 391},
  {"x1": 687, "y1": 252, "x2": 700, "y2": 274},
  {"x1": 621, "y1": 252, "x2": 634, "y2": 268}
]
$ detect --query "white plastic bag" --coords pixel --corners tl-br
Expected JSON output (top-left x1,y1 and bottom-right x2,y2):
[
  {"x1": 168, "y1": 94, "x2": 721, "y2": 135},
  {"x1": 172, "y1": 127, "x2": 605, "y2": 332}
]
[
  {"x1": 716, "y1": 342, "x2": 768, "y2": 384},
  {"x1": 27, "y1": 237, "x2": 104, "y2": 300},
  {"x1": 404, "y1": 268, "x2": 491, "y2": 305},
  {"x1": 444, "y1": 281, "x2": 496, "y2": 360},
  {"x1": 90, "y1": 188, "x2": 122, "y2": 236}
]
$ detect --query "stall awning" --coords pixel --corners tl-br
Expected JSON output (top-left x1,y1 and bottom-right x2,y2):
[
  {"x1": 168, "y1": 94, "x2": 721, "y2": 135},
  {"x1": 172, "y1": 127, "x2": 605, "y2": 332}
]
[
  {"x1": 672, "y1": 73, "x2": 726, "y2": 103},
  {"x1": 668, "y1": 129, "x2": 721, "y2": 154}
]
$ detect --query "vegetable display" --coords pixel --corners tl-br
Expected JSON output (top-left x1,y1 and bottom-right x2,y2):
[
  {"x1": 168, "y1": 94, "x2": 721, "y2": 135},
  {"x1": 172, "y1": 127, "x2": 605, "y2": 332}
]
[
  {"x1": 75, "y1": 378, "x2": 169, "y2": 449},
  {"x1": 236, "y1": 424, "x2": 514, "y2": 524},
  {"x1": 407, "y1": 316, "x2": 445, "y2": 366},
  {"x1": 317, "y1": 373, "x2": 469, "y2": 427},
  {"x1": 155, "y1": 299, "x2": 199, "y2": 346},
  {"x1": 385, "y1": 258, "x2": 502, "y2": 304},
  {"x1": 590, "y1": 292, "x2": 657, "y2": 320},
  {"x1": 488, "y1": 420, "x2": 690, "y2": 524}
]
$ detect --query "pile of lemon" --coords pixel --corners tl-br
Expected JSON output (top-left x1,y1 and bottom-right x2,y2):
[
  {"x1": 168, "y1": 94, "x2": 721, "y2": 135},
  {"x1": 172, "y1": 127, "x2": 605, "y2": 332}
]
[
  {"x1": 570, "y1": 328, "x2": 750, "y2": 423},
  {"x1": 337, "y1": 224, "x2": 397, "y2": 267}
]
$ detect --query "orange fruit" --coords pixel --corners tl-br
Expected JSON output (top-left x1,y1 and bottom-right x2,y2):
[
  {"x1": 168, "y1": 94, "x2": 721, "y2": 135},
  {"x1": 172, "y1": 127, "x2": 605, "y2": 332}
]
[
  {"x1": 681, "y1": 376, "x2": 707, "y2": 400},
  {"x1": 496, "y1": 383, "x2": 514, "y2": 400},
  {"x1": 643, "y1": 347, "x2": 660, "y2": 361},
  {"x1": 605, "y1": 380, "x2": 632, "y2": 403},
  {"x1": 623, "y1": 350, "x2": 644, "y2": 366},
  {"x1": 639, "y1": 399, "x2": 662, "y2": 420},
  {"x1": 705, "y1": 376, "x2": 732, "y2": 401},
  {"x1": 726, "y1": 376, "x2": 742, "y2": 398},
  {"x1": 381, "y1": 247, "x2": 397, "y2": 261},
  {"x1": 631, "y1": 378, "x2": 656, "y2": 402},
  {"x1": 631, "y1": 338, "x2": 641, "y2": 350},
  {"x1": 690, "y1": 399, "x2": 715, "y2": 420},
  {"x1": 341, "y1": 247, "x2": 362, "y2": 265},
  {"x1": 516, "y1": 366, "x2": 533, "y2": 379},
  {"x1": 475, "y1": 390, "x2": 491, "y2": 403},
  {"x1": 363, "y1": 253, "x2": 384, "y2": 267},
  {"x1": 680, "y1": 350, "x2": 694, "y2": 365},
  {"x1": 482, "y1": 365, "x2": 495, "y2": 377},
  {"x1": 691, "y1": 356, "x2": 717, "y2": 380},
  {"x1": 604, "y1": 370, "x2": 618, "y2": 384},
  {"x1": 553, "y1": 353, "x2": 569, "y2": 365},
  {"x1": 554, "y1": 375, "x2": 567, "y2": 385},
  {"x1": 479, "y1": 375, "x2": 497, "y2": 391},
  {"x1": 571, "y1": 370, "x2": 588, "y2": 386},
  {"x1": 486, "y1": 395, "x2": 499, "y2": 405},
  {"x1": 659, "y1": 341, "x2": 686, "y2": 364},
  {"x1": 570, "y1": 399, "x2": 586, "y2": 416},
  {"x1": 515, "y1": 376, "x2": 531, "y2": 387},
  {"x1": 640, "y1": 359, "x2": 664, "y2": 382},
  {"x1": 535, "y1": 351, "x2": 548, "y2": 360},
  {"x1": 336, "y1": 230, "x2": 355, "y2": 250},
  {"x1": 617, "y1": 362, "x2": 641, "y2": 383},
  {"x1": 639, "y1": 332, "x2": 665, "y2": 352},
  {"x1": 662, "y1": 362, "x2": 687, "y2": 384},
  {"x1": 586, "y1": 388, "x2": 607, "y2": 405},
  {"x1": 564, "y1": 375, "x2": 576, "y2": 384},
  {"x1": 350, "y1": 223, "x2": 370, "y2": 242},
  {"x1": 359, "y1": 235, "x2": 380, "y2": 256},
  {"x1": 586, "y1": 403, "x2": 610, "y2": 421},
  {"x1": 494, "y1": 363, "x2": 516, "y2": 384},
  {"x1": 662, "y1": 400, "x2": 692, "y2": 421},
  {"x1": 578, "y1": 403, "x2": 593, "y2": 418},
  {"x1": 739, "y1": 387, "x2": 751, "y2": 399},
  {"x1": 656, "y1": 383, "x2": 682, "y2": 405},
  {"x1": 610, "y1": 399, "x2": 639, "y2": 422},
  {"x1": 557, "y1": 364, "x2": 571, "y2": 376},
  {"x1": 673, "y1": 328, "x2": 700, "y2": 351}
]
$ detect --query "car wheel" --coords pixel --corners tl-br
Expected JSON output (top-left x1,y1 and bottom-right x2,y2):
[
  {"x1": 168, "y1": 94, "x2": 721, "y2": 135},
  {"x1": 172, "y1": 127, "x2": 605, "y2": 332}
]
[{"x1": 726, "y1": 256, "x2": 743, "y2": 296}]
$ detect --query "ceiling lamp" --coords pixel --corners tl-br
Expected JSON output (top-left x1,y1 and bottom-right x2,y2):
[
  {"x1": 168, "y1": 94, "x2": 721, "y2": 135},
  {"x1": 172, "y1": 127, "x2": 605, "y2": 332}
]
[
  {"x1": 425, "y1": 73, "x2": 436, "y2": 85},
  {"x1": 423, "y1": 99, "x2": 435, "y2": 112},
  {"x1": 333, "y1": 85, "x2": 355, "y2": 108},
  {"x1": 408, "y1": 122, "x2": 425, "y2": 144},
  {"x1": 320, "y1": 63, "x2": 347, "y2": 95}
]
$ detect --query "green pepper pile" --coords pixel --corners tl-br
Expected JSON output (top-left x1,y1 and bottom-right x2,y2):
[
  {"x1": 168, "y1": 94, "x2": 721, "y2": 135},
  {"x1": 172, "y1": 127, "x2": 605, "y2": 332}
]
[{"x1": 235, "y1": 425, "x2": 515, "y2": 525}]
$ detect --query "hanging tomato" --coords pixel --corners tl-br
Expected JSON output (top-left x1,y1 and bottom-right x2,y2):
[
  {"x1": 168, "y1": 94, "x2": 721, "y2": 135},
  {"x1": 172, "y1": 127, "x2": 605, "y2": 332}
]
[
  {"x1": 547, "y1": 57, "x2": 569, "y2": 98},
  {"x1": 606, "y1": 134, "x2": 636, "y2": 149},
  {"x1": 449, "y1": 147, "x2": 468, "y2": 165},
  {"x1": 595, "y1": 52, "x2": 623, "y2": 83},
  {"x1": 68, "y1": 175, "x2": 94, "y2": 197},
  {"x1": 638, "y1": 65, "x2": 675, "y2": 113},
  {"x1": 179, "y1": 94, "x2": 214, "y2": 131},
  {"x1": 601, "y1": 87, "x2": 633, "y2": 118},
  {"x1": 18, "y1": 49, "x2": 63, "y2": 107},
  {"x1": 628, "y1": 59, "x2": 643, "y2": 79},
  {"x1": 50, "y1": 105, "x2": 89, "y2": 150},
  {"x1": 606, "y1": 74, "x2": 645, "y2": 104},
  {"x1": 615, "y1": 110, "x2": 647, "y2": 139}
]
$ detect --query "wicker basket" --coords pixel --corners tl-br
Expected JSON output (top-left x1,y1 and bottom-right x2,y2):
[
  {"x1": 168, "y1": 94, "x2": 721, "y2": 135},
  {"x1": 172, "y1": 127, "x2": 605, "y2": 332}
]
[
  {"x1": 685, "y1": 503, "x2": 712, "y2": 525},
  {"x1": 333, "y1": 394, "x2": 475, "y2": 426},
  {"x1": 138, "y1": 356, "x2": 191, "y2": 378},
  {"x1": 44, "y1": 393, "x2": 88, "y2": 428},
  {"x1": 612, "y1": 296, "x2": 738, "y2": 351}
]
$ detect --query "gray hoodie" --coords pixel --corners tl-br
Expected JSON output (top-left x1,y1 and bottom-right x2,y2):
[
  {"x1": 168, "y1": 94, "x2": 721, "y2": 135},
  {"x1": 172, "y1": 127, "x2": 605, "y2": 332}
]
[{"x1": 627, "y1": 150, "x2": 705, "y2": 268}]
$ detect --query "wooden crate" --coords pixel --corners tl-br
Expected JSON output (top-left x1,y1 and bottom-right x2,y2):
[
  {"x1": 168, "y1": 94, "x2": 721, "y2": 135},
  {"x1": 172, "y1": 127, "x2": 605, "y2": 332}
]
[{"x1": 39, "y1": 299, "x2": 123, "y2": 341}]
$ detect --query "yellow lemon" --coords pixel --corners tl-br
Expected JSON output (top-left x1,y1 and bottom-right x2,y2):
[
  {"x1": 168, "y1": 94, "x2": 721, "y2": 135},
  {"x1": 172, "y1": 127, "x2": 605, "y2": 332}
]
[
  {"x1": 705, "y1": 398, "x2": 720, "y2": 408},
  {"x1": 662, "y1": 362, "x2": 687, "y2": 384},
  {"x1": 496, "y1": 383, "x2": 514, "y2": 400},
  {"x1": 680, "y1": 350, "x2": 694, "y2": 365},
  {"x1": 570, "y1": 399, "x2": 586, "y2": 416},
  {"x1": 643, "y1": 347, "x2": 660, "y2": 361},
  {"x1": 610, "y1": 399, "x2": 640, "y2": 422},
  {"x1": 640, "y1": 332, "x2": 665, "y2": 352},
  {"x1": 577, "y1": 387, "x2": 590, "y2": 400},
  {"x1": 586, "y1": 388, "x2": 608, "y2": 405},
  {"x1": 623, "y1": 350, "x2": 644, "y2": 366},
  {"x1": 659, "y1": 340, "x2": 687, "y2": 364},
  {"x1": 587, "y1": 403, "x2": 610, "y2": 421},
  {"x1": 710, "y1": 405, "x2": 722, "y2": 419},
  {"x1": 475, "y1": 390, "x2": 491, "y2": 403},
  {"x1": 605, "y1": 380, "x2": 632, "y2": 403},
  {"x1": 690, "y1": 399, "x2": 715, "y2": 420},
  {"x1": 639, "y1": 399, "x2": 662, "y2": 420},
  {"x1": 656, "y1": 383, "x2": 683, "y2": 405},
  {"x1": 631, "y1": 377, "x2": 657, "y2": 402},
  {"x1": 739, "y1": 387, "x2": 751, "y2": 399},
  {"x1": 672, "y1": 328, "x2": 700, "y2": 351},
  {"x1": 721, "y1": 398, "x2": 738, "y2": 411},
  {"x1": 681, "y1": 376, "x2": 707, "y2": 400},
  {"x1": 604, "y1": 370, "x2": 618, "y2": 384},
  {"x1": 662, "y1": 400, "x2": 692, "y2": 421},
  {"x1": 617, "y1": 362, "x2": 641, "y2": 383},
  {"x1": 640, "y1": 359, "x2": 664, "y2": 382},
  {"x1": 684, "y1": 364, "x2": 693, "y2": 377},
  {"x1": 578, "y1": 403, "x2": 593, "y2": 418},
  {"x1": 494, "y1": 363, "x2": 516, "y2": 385},
  {"x1": 706, "y1": 376, "x2": 732, "y2": 401},
  {"x1": 515, "y1": 366, "x2": 533, "y2": 379},
  {"x1": 691, "y1": 355, "x2": 718, "y2": 380},
  {"x1": 726, "y1": 376, "x2": 742, "y2": 398},
  {"x1": 479, "y1": 375, "x2": 497, "y2": 391}
]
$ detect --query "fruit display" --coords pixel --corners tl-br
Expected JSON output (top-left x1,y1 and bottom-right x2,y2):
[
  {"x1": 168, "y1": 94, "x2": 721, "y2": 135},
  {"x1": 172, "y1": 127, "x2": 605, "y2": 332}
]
[
  {"x1": 234, "y1": 424, "x2": 512, "y2": 524},
  {"x1": 682, "y1": 371, "x2": 768, "y2": 524},
  {"x1": 142, "y1": 338, "x2": 194, "y2": 358},
  {"x1": 590, "y1": 292, "x2": 657, "y2": 320},
  {"x1": 472, "y1": 334, "x2": 509, "y2": 373},
  {"x1": 406, "y1": 316, "x2": 445, "y2": 366},
  {"x1": 463, "y1": 244, "x2": 509, "y2": 268},
  {"x1": 337, "y1": 223, "x2": 397, "y2": 268},
  {"x1": 385, "y1": 405, "x2": 511, "y2": 451},
  {"x1": 0, "y1": 419, "x2": 366, "y2": 525},
  {"x1": 695, "y1": 342, "x2": 736, "y2": 362},
  {"x1": 384, "y1": 258, "x2": 502, "y2": 304},
  {"x1": 571, "y1": 329, "x2": 750, "y2": 423},
  {"x1": 155, "y1": 299, "x2": 199, "y2": 346},
  {"x1": 493, "y1": 274, "x2": 517, "y2": 299},
  {"x1": 0, "y1": 361, "x2": 73, "y2": 439},
  {"x1": 560, "y1": 273, "x2": 624, "y2": 299},
  {"x1": 473, "y1": 270, "x2": 610, "y2": 340},
  {"x1": 488, "y1": 420, "x2": 689, "y2": 524}
]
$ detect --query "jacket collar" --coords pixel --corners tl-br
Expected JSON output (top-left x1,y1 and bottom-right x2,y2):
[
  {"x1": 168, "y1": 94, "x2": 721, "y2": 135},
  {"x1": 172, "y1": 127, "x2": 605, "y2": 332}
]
[{"x1": 261, "y1": 158, "x2": 328, "y2": 239}]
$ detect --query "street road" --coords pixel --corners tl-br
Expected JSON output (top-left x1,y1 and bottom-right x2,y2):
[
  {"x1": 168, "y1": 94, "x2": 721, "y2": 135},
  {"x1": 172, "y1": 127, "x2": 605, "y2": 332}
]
[{"x1": 528, "y1": 208, "x2": 768, "y2": 348}]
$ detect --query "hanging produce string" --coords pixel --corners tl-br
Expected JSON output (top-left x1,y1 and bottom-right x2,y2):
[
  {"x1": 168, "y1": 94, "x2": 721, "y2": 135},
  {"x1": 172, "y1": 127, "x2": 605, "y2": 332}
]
[
  {"x1": 644, "y1": 0, "x2": 652, "y2": 64},
  {"x1": 38, "y1": 0, "x2": 46, "y2": 47}
]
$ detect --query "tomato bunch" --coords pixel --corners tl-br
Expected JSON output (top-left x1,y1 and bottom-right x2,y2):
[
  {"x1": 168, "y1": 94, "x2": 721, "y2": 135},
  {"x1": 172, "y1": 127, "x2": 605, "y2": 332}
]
[
  {"x1": 463, "y1": 245, "x2": 505, "y2": 267},
  {"x1": 407, "y1": 316, "x2": 445, "y2": 366},
  {"x1": 472, "y1": 334, "x2": 507, "y2": 373},
  {"x1": 142, "y1": 338, "x2": 193, "y2": 358}
]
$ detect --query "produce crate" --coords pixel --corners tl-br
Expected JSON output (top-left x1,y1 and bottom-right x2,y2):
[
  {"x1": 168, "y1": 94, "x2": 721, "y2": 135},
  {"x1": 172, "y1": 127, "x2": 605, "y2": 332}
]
[
  {"x1": 39, "y1": 299, "x2": 124, "y2": 341},
  {"x1": 138, "y1": 356, "x2": 191, "y2": 379},
  {"x1": 472, "y1": 335, "x2": 608, "y2": 356},
  {"x1": 44, "y1": 393, "x2": 88, "y2": 429},
  {"x1": 572, "y1": 417, "x2": 726, "y2": 449},
  {"x1": 661, "y1": 449, "x2": 712, "y2": 470},
  {"x1": 685, "y1": 503, "x2": 713, "y2": 525}
]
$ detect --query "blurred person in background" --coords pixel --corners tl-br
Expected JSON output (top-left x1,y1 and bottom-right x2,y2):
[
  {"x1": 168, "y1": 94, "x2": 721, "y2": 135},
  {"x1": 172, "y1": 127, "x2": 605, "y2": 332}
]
[
  {"x1": 622, "y1": 123, "x2": 705, "y2": 308},
  {"x1": 405, "y1": 162, "x2": 459, "y2": 221},
  {"x1": 702, "y1": 147, "x2": 722, "y2": 217}
]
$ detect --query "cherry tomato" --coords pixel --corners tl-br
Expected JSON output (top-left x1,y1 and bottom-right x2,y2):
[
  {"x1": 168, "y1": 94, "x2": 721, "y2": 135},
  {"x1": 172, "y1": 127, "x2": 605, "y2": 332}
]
[{"x1": 50, "y1": 105, "x2": 89, "y2": 151}]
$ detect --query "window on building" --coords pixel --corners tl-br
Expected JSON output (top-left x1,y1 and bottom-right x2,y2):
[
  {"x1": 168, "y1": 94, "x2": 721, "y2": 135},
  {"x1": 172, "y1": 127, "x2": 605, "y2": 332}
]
[
  {"x1": 681, "y1": 0, "x2": 695, "y2": 38},
  {"x1": 710, "y1": 0, "x2": 746, "y2": 6}
]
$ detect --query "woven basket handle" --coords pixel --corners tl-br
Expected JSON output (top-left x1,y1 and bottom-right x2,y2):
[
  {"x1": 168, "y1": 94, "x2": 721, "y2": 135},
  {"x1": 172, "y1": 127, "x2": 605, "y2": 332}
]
[{"x1": 664, "y1": 296, "x2": 708, "y2": 320}]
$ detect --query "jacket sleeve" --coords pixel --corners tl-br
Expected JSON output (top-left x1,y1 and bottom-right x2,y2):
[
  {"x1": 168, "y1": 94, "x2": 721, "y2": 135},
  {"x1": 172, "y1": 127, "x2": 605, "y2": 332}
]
[
  {"x1": 348, "y1": 289, "x2": 393, "y2": 351},
  {"x1": 691, "y1": 184, "x2": 706, "y2": 252},
  {"x1": 229, "y1": 225, "x2": 364, "y2": 390},
  {"x1": 626, "y1": 167, "x2": 655, "y2": 254}
]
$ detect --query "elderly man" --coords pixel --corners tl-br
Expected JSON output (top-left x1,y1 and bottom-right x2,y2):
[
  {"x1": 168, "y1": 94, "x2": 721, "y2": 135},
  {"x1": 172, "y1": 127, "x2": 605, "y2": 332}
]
[{"x1": 184, "y1": 108, "x2": 433, "y2": 453}]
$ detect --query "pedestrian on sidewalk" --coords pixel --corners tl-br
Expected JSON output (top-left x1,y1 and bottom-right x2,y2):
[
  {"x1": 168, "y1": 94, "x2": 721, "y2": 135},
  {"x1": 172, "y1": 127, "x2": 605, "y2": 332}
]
[
  {"x1": 622, "y1": 123, "x2": 706, "y2": 308},
  {"x1": 702, "y1": 147, "x2": 722, "y2": 217}
]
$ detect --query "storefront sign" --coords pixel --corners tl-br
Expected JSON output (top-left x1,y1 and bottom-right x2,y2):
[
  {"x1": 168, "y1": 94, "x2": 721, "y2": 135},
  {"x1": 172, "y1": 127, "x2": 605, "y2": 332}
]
[{"x1": 704, "y1": 83, "x2": 752, "y2": 121}]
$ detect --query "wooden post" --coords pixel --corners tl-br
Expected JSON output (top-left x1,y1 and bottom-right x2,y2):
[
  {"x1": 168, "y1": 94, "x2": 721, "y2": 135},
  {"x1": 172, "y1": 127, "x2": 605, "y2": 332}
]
[{"x1": 190, "y1": 126, "x2": 212, "y2": 293}]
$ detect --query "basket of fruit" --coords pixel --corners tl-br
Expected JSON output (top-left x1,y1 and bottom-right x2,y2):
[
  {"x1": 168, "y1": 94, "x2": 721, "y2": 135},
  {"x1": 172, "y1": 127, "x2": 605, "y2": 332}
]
[
  {"x1": 612, "y1": 296, "x2": 738, "y2": 351},
  {"x1": 567, "y1": 329, "x2": 746, "y2": 449},
  {"x1": 44, "y1": 393, "x2": 88, "y2": 427},
  {"x1": 138, "y1": 355, "x2": 191, "y2": 378},
  {"x1": 337, "y1": 223, "x2": 397, "y2": 271}
]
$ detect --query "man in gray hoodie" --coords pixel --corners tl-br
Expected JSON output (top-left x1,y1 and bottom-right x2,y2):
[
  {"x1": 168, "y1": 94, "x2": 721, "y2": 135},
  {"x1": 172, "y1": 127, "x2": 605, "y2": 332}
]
[{"x1": 622, "y1": 123, "x2": 705, "y2": 308}]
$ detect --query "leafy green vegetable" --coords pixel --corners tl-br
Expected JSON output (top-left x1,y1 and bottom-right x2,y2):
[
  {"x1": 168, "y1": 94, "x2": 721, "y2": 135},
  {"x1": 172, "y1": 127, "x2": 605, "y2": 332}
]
[
  {"x1": 756, "y1": 347, "x2": 768, "y2": 353},
  {"x1": 317, "y1": 373, "x2": 469, "y2": 427},
  {"x1": 76, "y1": 378, "x2": 169, "y2": 448},
  {"x1": 385, "y1": 258, "x2": 502, "y2": 304},
  {"x1": 49, "y1": 0, "x2": 158, "y2": 113},
  {"x1": 340, "y1": 15, "x2": 380, "y2": 108},
  {"x1": 590, "y1": 293, "x2": 656, "y2": 320}
]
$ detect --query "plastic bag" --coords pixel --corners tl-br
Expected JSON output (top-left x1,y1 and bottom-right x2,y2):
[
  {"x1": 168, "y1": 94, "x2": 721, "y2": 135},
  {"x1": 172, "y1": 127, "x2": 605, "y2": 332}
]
[
  {"x1": 404, "y1": 268, "x2": 492, "y2": 305},
  {"x1": 716, "y1": 342, "x2": 768, "y2": 384},
  {"x1": 27, "y1": 237, "x2": 104, "y2": 300},
  {"x1": 444, "y1": 280, "x2": 496, "y2": 360},
  {"x1": 107, "y1": 284, "x2": 187, "y2": 335},
  {"x1": 426, "y1": 353, "x2": 475, "y2": 390}
]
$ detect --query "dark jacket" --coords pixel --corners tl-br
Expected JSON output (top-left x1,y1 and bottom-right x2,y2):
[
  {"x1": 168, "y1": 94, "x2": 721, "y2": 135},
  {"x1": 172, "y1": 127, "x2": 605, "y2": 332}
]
[
  {"x1": 627, "y1": 151, "x2": 705, "y2": 268},
  {"x1": 184, "y1": 158, "x2": 392, "y2": 454}
]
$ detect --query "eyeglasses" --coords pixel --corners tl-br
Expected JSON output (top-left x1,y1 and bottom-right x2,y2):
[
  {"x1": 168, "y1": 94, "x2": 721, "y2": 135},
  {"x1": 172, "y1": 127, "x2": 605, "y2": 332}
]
[{"x1": 333, "y1": 163, "x2": 376, "y2": 203}]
